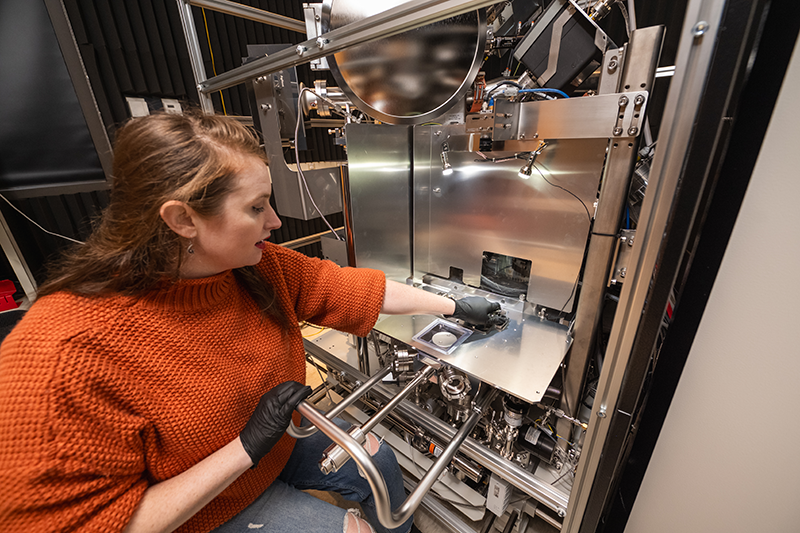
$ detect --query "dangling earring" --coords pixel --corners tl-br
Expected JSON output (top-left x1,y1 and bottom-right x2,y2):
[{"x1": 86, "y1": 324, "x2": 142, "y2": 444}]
[{"x1": 187, "y1": 241, "x2": 195, "y2": 254}]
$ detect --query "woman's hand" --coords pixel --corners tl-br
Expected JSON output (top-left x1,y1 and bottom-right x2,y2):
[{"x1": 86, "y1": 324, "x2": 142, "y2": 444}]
[
  {"x1": 240, "y1": 381, "x2": 312, "y2": 467},
  {"x1": 448, "y1": 296, "x2": 501, "y2": 326}
]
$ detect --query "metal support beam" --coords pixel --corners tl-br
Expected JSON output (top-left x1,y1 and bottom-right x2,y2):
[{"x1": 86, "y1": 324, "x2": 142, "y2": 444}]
[
  {"x1": 175, "y1": 0, "x2": 215, "y2": 114},
  {"x1": 43, "y1": 0, "x2": 113, "y2": 181},
  {"x1": 0, "y1": 210, "x2": 37, "y2": 303},
  {"x1": 188, "y1": 0, "x2": 306, "y2": 32},
  {"x1": 561, "y1": 26, "x2": 664, "y2": 432},
  {"x1": 199, "y1": 0, "x2": 501, "y2": 94},
  {"x1": 563, "y1": 2, "x2": 726, "y2": 531}
]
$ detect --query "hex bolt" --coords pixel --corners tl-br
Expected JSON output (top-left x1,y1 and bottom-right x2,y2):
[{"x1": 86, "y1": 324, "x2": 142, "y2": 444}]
[
  {"x1": 618, "y1": 95, "x2": 629, "y2": 106},
  {"x1": 628, "y1": 127, "x2": 639, "y2": 136},
  {"x1": 634, "y1": 94, "x2": 645, "y2": 106}
]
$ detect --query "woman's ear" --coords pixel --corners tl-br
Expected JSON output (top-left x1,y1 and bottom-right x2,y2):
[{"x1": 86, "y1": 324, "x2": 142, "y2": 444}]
[{"x1": 160, "y1": 201, "x2": 198, "y2": 239}]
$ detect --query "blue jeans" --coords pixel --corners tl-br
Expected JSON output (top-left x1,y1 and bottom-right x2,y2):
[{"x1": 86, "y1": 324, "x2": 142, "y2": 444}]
[{"x1": 213, "y1": 419, "x2": 413, "y2": 533}]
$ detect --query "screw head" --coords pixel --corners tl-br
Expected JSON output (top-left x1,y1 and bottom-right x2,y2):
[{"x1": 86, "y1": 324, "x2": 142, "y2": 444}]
[
  {"x1": 618, "y1": 95, "x2": 629, "y2": 106},
  {"x1": 608, "y1": 56, "x2": 618, "y2": 71},
  {"x1": 692, "y1": 21, "x2": 709, "y2": 36},
  {"x1": 613, "y1": 127, "x2": 623, "y2": 136},
  {"x1": 634, "y1": 94, "x2": 645, "y2": 106},
  {"x1": 296, "y1": 45, "x2": 307, "y2": 56},
  {"x1": 260, "y1": 103, "x2": 271, "y2": 111},
  {"x1": 628, "y1": 127, "x2": 639, "y2": 136}
]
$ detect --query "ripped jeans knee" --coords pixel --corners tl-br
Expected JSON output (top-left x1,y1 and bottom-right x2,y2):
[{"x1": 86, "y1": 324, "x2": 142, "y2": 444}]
[{"x1": 344, "y1": 508, "x2": 376, "y2": 533}]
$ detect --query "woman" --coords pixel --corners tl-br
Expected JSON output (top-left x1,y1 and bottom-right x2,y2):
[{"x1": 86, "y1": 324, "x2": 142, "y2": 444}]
[{"x1": 0, "y1": 112, "x2": 497, "y2": 533}]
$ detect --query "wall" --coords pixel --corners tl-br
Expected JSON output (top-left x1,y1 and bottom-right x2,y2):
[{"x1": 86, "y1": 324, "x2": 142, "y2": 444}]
[{"x1": 624, "y1": 35, "x2": 800, "y2": 533}]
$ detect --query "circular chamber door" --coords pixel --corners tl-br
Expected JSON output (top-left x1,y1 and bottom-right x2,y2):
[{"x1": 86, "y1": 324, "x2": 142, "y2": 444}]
[{"x1": 322, "y1": 0, "x2": 487, "y2": 125}]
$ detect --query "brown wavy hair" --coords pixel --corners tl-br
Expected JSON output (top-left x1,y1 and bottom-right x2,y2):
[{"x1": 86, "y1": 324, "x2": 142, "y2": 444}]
[{"x1": 37, "y1": 111, "x2": 288, "y2": 326}]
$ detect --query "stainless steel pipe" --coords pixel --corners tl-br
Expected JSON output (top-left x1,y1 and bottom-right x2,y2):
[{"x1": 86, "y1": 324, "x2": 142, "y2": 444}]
[
  {"x1": 296, "y1": 386, "x2": 496, "y2": 529},
  {"x1": 319, "y1": 365, "x2": 436, "y2": 473},
  {"x1": 287, "y1": 363, "x2": 394, "y2": 439}
]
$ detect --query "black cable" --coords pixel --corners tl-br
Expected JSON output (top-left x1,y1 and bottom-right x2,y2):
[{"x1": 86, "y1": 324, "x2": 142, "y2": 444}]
[{"x1": 533, "y1": 163, "x2": 592, "y2": 221}]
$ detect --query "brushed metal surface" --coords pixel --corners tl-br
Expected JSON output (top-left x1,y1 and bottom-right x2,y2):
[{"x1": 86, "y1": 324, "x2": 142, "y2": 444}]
[
  {"x1": 323, "y1": 0, "x2": 486, "y2": 124},
  {"x1": 346, "y1": 124, "x2": 413, "y2": 280},
  {"x1": 415, "y1": 126, "x2": 606, "y2": 311},
  {"x1": 497, "y1": 91, "x2": 649, "y2": 143},
  {"x1": 375, "y1": 311, "x2": 571, "y2": 405}
]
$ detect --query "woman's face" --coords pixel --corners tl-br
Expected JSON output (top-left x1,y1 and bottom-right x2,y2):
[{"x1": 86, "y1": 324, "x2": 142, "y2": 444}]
[{"x1": 186, "y1": 156, "x2": 282, "y2": 277}]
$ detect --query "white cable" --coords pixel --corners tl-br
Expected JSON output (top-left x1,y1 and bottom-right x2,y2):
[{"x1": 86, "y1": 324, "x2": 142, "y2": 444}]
[
  {"x1": 294, "y1": 87, "x2": 349, "y2": 241},
  {"x1": 0, "y1": 193, "x2": 85, "y2": 245}
]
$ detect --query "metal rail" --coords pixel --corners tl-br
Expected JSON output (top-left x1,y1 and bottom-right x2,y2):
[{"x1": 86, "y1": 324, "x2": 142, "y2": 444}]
[
  {"x1": 199, "y1": 0, "x2": 501, "y2": 94},
  {"x1": 296, "y1": 386, "x2": 496, "y2": 529},
  {"x1": 188, "y1": 0, "x2": 306, "y2": 33}
]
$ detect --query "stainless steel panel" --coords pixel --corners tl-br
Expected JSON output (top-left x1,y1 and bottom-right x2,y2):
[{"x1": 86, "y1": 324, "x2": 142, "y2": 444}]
[
  {"x1": 499, "y1": 91, "x2": 649, "y2": 142},
  {"x1": 415, "y1": 126, "x2": 606, "y2": 311},
  {"x1": 323, "y1": 0, "x2": 486, "y2": 125},
  {"x1": 375, "y1": 310, "x2": 571, "y2": 405},
  {"x1": 346, "y1": 124, "x2": 413, "y2": 281}
]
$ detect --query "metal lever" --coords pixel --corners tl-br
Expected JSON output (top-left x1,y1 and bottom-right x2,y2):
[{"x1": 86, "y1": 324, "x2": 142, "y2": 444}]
[
  {"x1": 287, "y1": 363, "x2": 393, "y2": 439},
  {"x1": 296, "y1": 385, "x2": 496, "y2": 529}
]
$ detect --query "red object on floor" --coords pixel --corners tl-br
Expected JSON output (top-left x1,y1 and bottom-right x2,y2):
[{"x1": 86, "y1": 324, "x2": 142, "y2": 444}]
[{"x1": 0, "y1": 280, "x2": 18, "y2": 311}]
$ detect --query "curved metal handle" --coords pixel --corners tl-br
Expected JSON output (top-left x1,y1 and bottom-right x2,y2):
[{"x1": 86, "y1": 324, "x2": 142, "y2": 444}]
[
  {"x1": 288, "y1": 363, "x2": 393, "y2": 439},
  {"x1": 296, "y1": 386, "x2": 495, "y2": 529}
]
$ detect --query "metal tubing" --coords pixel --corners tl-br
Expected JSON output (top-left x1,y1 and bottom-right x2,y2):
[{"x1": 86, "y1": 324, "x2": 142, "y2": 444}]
[
  {"x1": 287, "y1": 363, "x2": 393, "y2": 439},
  {"x1": 304, "y1": 338, "x2": 570, "y2": 514},
  {"x1": 363, "y1": 366, "x2": 435, "y2": 434},
  {"x1": 199, "y1": 0, "x2": 499, "y2": 94},
  {"x1": 297, "y1": 386, "x2": 495, "y2": 529},
  {"x1": 188, "y1": 0, "x2": 306, "y2": 33}
]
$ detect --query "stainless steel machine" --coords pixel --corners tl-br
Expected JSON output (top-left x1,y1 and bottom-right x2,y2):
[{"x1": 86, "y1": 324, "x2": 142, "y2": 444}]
[{"x1": 176, "y1": 0, "x2": 735, "y2": 530}]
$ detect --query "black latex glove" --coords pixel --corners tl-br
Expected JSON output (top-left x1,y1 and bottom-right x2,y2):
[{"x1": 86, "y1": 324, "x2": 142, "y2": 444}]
[
  {"x1": 449, "y1": 296, "x2": 501, "y2": 326},
  {"x1": 240, "y1": 380, "x2": 312, "y2": 467}
]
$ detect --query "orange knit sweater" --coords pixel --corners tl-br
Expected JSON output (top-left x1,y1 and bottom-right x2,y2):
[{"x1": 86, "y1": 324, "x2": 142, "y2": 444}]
[{"x1": 0, "y1": 244, "x2": 386, "y2": 532}]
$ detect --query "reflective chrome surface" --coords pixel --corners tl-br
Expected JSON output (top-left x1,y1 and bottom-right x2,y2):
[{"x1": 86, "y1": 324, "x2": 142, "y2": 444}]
[
  {"x1": 323, "y1": 0, "x2": 486, "y2": 124},
  {"x1": 346, "y1": 124, "x2": 413, "y2": 279},
  {"x1": 415, "y1": 126, "x2": 606, "y2": 311}
]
